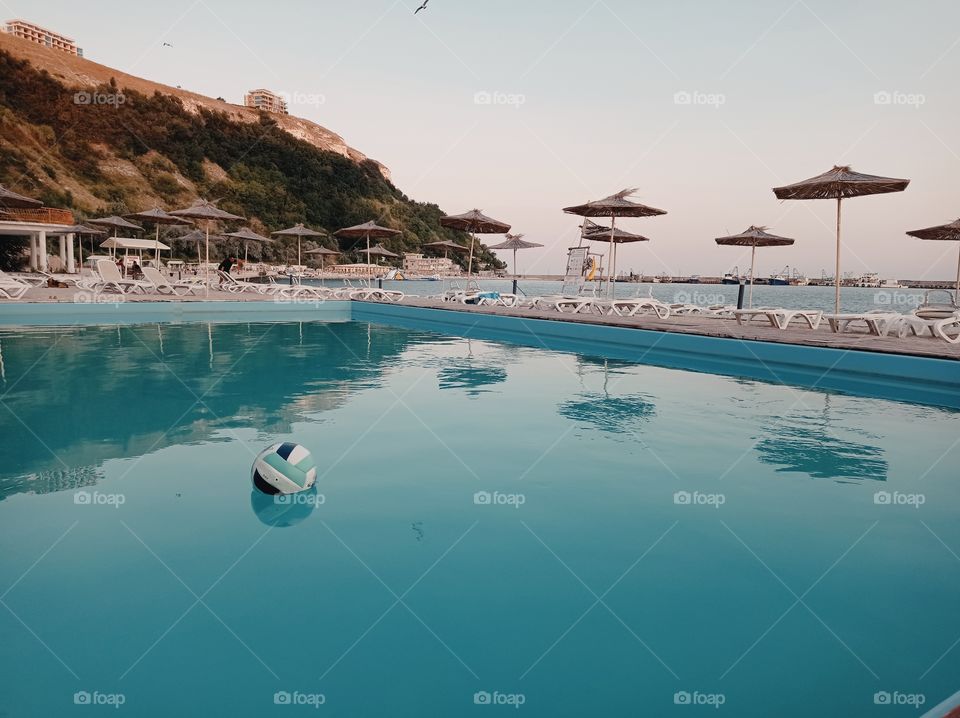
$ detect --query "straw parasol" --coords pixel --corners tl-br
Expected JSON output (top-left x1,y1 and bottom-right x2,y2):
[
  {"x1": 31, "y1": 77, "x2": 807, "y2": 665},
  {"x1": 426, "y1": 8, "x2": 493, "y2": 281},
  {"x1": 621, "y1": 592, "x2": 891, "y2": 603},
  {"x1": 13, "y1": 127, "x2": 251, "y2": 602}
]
[
  {"x1": 89, "y1": 215, "x2": 143, "y2": 238},
  {"x1": 439, "y1": 209, "x2": 511, "y2": 281},
  {"x1": 125, "y1": 207, "x2": 190, "y2": 260},
  {"x1": 424, "y1": 239, "x2": 469, "y2": 260},
  {"x1": 49, "y1": 223, "x2": 106, "y2": 267},
  {"x1": 170, "y1": 200, "x2": 244, "y2": 295},
  {"x1": 580, "y1": 219, "x2": 651, "y2": 286},
  {"x1": 564, "y1": 189, "x2": 666, "y2": 296},
  {"x1": 334, "y1": 221, "x2": 401, "y2": 267},
  {"x1": 0, "y1": 184, "x2": 42, "y2": 209},
  {"x1": 271, "y1": 223, "x2": 327, "y2": 268},
  {"x1": 773, "y1": 165, "x2": 909, "y2": 314},
  {"x1": 172, "y1": 228, "x2": 228, "y2": 269},
  {"x1": 488, "y1": 233, "x2": 544, "y2": 277},
  {"x1": 906, "y1": 219, "x2": 960, "y2": 298},
  {"x1": 304, "y1": 245, "x2": 341, "y2": 272},
  {"x1": 715, "y1": 226, "x2": 795, "y2": 308},
  {"x1": 223, "y1": 226, "x2": 273, "y2": 265}
]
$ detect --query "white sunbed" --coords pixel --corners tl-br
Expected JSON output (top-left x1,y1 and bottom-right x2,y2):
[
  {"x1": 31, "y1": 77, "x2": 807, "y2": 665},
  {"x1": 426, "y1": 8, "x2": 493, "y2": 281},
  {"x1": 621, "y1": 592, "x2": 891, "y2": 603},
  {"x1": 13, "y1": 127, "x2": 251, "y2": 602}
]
[
  {"x1": 0, "y1": 270, "x2": 31, "y2": 299},
  {"x1": 351, "y1": 287, "x2": 405, "y2": 302},
  {"x1": 933, "y1": 315, "x2": 960, "y2": 344},
  {"x1": 826, "y1": 311, "x2": 901, "y2": 336},
  {"x1": 735, "y1": 307, "x2": 824, "y2": 330},
  {"x1": 605, "y1": 297, "x2": 671, "y2": 318},
  {"x1": 95, "y1": 260, "x2": 151, "y2": 294},
  {"x1": 141, "y1": 267, "x2": 203, "y2": 296},
  {"x1": 216, "y1": 270, "x2": 276, "y2": 295}
]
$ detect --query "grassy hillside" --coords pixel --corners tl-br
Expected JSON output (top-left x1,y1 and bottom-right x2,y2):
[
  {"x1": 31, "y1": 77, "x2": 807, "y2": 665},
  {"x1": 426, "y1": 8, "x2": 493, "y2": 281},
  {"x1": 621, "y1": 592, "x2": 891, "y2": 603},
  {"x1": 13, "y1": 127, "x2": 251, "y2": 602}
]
[{"x1": 0, "y1": 50, "x2": 504, "y2": 269}]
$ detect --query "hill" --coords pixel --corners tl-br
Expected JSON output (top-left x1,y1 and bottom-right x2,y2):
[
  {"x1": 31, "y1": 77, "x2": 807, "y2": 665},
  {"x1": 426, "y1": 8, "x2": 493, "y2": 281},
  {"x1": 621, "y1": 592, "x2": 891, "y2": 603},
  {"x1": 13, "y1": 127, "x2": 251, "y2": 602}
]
[{"x1": 0, "y1": 37, "x2": 503, "y2": 269}]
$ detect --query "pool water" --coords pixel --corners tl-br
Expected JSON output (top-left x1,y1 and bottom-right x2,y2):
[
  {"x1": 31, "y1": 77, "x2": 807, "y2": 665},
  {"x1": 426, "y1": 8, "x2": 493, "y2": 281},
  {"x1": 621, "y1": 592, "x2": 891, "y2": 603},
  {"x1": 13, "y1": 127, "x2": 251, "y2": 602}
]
[{"x1": 0, "y1": 320, "x2": 957, "y2": 717}]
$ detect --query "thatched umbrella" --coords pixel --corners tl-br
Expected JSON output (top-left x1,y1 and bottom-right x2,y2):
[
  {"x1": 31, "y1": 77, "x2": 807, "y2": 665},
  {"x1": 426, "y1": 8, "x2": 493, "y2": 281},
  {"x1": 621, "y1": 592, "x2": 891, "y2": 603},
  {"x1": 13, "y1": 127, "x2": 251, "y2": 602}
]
[
  {"x1": 334, "y1": 221, "x2": 401, "y2": 268},
  {"x1": 424, "y1": 239, "x2": 469, "y2": 261},
  {"x1": 170, "y1": 200, "x2": 244, "y2": 295},
  {"x1": 172, "y1": 228, "x2": 229, "y2": 272},
  {"x1": 49, "y1": 223, "x2": 106, "y2": 267},
  {"x1": 773, "y1": 165, "x2": 909, "y2": 314},
  {"x1": 223, "y1": 227, "x2": 273, "y2": 266},
  {"x1": 271, "y1": 223, "x2": 327, "y2": 268},
  {"x1": 439, "y1": 209, "x2": 511, "y2": 282},
  {"x1": 488, "y1": 233, "x2": 544, "y2": 277},
  {"x1": 362, "y1": 244, "x2": 399, "y2": 267},
  {"x1": 89, "y1": 215, "x2": 143, "y2": 239},
  {"x1": 564, "y1": 189, "x2": 666, "y2": 296},
  {"x1": 304, "y1": 246, "x2": 341, "y2": 272},
  {"x1": 906, "y1": 219, "x2": 960, "y2": 298},
  {"x1": 125, "y1": 207, "x2": 190, "y2": 261},
  {"x1": 580, "y1": 218, "x2": 651, "y2": 287},
  {"x1": 0, "y1": 184, "x2": 42, "y2": 209},
  {"x1": 715, "y1": 226, "x2": 795, "y2": 307}
]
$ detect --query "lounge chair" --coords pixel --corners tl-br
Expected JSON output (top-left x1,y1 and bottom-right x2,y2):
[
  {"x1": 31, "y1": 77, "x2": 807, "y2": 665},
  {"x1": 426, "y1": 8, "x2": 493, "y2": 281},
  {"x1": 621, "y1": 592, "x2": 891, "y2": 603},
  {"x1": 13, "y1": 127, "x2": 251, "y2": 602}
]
[
  {"x1": 827, "y1": 311, "x2": 901, "y2": 336},
  {"x1": 351, "y1": 287, "x2": 405, "y2": 302},
  {"x1": 95, "y1": 260, "x2": 151, "y2": 294},
  {"x1": 0, "y1": 271, "x2": 31, "y2": 299},
  {"x1": 216, "y1": 270, "x2": 275, "y2": 295},
  {"x1": 605, "y1": 297, "x2": 671, "y2": 318},
  {"x1": 141, "y1": 267, "x2": 203, "y2": 296},
  {"x1": 736, "y1": 308, "x2": 823, "y2": 330},
  {"x1": 933, "y1": 315, "x2": 960, "y2": 344}
]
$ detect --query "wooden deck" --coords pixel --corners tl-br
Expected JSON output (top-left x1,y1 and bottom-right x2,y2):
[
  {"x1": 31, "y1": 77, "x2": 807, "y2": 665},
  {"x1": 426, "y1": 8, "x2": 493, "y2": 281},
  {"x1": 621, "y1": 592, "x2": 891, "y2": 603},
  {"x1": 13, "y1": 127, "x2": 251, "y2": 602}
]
[{"x1": 384, "y1": 298, "x2": 960, "y2": 361}]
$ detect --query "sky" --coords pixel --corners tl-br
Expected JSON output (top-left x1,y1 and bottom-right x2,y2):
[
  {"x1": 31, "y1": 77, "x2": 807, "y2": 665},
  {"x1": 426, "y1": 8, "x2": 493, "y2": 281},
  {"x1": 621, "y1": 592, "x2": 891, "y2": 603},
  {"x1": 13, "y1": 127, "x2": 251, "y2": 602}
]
[{"x1": 9, "y1": 0, "x2": 960, "y2": 279}]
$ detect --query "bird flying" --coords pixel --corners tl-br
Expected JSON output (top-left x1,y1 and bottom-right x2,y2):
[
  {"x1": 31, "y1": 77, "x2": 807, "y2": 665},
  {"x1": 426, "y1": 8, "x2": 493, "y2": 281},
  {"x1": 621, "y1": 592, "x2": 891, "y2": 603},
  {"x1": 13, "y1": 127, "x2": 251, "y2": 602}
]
[
  {"x1": 162, "y1": 42, "x2": 173, "y2": 47},
  {"x1": 414, "y1": 0, "x2": 429, "y2": 14}
]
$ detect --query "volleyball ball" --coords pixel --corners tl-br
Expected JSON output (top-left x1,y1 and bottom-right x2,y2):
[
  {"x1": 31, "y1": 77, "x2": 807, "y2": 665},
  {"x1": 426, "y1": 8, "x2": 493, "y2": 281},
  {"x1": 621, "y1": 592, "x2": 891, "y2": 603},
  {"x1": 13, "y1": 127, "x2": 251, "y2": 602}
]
[{"x1": 251, "y1": 443, "x2": 317, "y2": 495}]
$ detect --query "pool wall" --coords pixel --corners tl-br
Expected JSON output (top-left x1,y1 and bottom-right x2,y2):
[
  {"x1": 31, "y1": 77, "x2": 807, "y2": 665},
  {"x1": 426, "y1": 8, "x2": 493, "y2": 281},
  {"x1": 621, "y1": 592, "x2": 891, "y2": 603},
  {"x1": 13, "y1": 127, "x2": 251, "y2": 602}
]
[
  {"x1": 352, "y1": 302, "x2": 960, "y2": 409},
  {"x1": 2, "y1": 300, "x2": 958, "y2": 409}
]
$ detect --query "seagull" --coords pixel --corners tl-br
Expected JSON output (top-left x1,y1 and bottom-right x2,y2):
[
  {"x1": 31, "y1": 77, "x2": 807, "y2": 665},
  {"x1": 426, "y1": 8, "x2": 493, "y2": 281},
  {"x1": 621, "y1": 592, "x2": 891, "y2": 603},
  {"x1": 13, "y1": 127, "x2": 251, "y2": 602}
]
[{"x1": 414, "y1": 0, "x2": 429, "y2": 13}]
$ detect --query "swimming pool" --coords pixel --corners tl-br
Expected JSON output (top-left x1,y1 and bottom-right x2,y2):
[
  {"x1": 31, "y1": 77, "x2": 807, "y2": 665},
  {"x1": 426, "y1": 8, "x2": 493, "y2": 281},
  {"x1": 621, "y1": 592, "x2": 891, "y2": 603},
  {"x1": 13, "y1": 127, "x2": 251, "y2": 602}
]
[{"x1": 0, "y1": 318, "x2": 958, "y2": 716}]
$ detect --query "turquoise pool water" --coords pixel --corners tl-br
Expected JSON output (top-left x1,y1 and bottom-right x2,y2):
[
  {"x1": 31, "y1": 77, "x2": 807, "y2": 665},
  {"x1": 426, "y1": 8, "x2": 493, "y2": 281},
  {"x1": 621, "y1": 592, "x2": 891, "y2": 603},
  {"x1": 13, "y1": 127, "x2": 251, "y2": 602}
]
[{"x1": 0, "y1": 319, "x2": 958, "y2": 716}]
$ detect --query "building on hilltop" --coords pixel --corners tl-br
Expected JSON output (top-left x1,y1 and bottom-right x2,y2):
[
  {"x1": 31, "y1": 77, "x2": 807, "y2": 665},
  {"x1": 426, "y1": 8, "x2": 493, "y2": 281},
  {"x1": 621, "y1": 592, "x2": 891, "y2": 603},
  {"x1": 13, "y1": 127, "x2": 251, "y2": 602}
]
[
  {"x1": 243, "y1": 88, "x2": 288, "y2": 115},
  {"x1": 3, "y1": 19, "x2": 83, "y2": 56}
]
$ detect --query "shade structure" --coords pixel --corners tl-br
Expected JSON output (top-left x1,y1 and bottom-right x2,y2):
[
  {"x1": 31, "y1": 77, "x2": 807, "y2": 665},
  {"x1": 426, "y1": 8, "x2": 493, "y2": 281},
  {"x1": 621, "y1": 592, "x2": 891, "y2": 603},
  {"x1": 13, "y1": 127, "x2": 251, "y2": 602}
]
[
  {"x1": 564, "y1": 189, "x2": 666, "y2": 296},
  {"x1": 773, "y1": 165, "x2": 909, "y2": 314},
  {"x1": 906, "y1": 219, "x2": 960, "y2": 297},
  {"x1": 271, "y1": 223, "x2": 327, "y2": 268},
  {"x1": 363, "y1": 244, "x2": 399, "y2": 258},
  {"x1": 126, "y1": 207, "x2": 190, "y2": 260},
  {"x1": 424, "y1": 239, "x2": 469, "y2": 260},
  {"x1": 488, "y1": 233, "x2": 544, "y2": 277},
  {"x1": 334, "y1": 221, "x2": 401, "y2": 272},
  {"x1": 579, "y1": 219, "x2": 651, "y2": 290},
  {"x1": 170, "y1": 200, "x2": 245, "y2": 295},
  {"x1": 0, "y1": 184, "x2": 42, "y2": 209},
  {"x1": 715, "y1": 226, "x2": 795, "y2": 307},
  {"x1": 304, "y1": 245, "x2": 341, "y2": 271},
  {"x1": 48, "y1": 223, "x2": 106, "y2": 266},
  {"x1": 224, "y1": 227, "x2": 273, "y2": 265},
  {"x1": 172, "y1": 228, "x2": 228, "y2": 270},
  {"x1": 439, "y1": 209, "x2": 511, "y2": 281},
  {"x1": 89, "y1": 215, "x2": 144, "y2": 238}
]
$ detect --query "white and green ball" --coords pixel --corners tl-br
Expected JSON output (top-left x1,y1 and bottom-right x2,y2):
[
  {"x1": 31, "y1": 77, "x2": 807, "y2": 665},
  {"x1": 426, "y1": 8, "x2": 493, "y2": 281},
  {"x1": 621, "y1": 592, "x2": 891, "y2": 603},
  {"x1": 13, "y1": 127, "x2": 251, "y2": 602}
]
[{"x1": 251, "y1": 443, "x2": 317, "y2": 495}]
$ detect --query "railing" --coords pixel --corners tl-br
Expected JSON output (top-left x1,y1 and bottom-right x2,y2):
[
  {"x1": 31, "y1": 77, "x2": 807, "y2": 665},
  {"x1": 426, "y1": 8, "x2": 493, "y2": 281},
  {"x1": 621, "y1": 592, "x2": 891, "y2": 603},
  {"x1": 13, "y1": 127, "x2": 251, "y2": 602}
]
[{"x1": 0, "y1": 207, "x2": 75, "y2": 225}]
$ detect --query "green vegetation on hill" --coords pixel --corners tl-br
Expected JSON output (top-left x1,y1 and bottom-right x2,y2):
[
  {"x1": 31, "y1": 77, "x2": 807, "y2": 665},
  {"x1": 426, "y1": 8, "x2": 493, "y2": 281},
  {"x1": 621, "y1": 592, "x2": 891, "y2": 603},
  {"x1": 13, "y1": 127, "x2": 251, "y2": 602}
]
[{"x1": 0, "y1": 50, "x2": 505, "y2": 269}]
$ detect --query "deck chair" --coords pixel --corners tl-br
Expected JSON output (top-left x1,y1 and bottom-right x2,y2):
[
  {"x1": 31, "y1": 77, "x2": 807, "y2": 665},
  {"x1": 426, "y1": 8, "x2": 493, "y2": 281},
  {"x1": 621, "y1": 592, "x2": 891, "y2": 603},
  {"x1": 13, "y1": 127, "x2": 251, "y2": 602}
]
[
  {"x1": 95, "y1": 260, "x2": 151, "y2": 294},
  {"x1": 0, "y1": 270, "x2": 31, "y2": 299},
  {"x1": 141, "y1": 267, "x2": 202, "y2": 296}
]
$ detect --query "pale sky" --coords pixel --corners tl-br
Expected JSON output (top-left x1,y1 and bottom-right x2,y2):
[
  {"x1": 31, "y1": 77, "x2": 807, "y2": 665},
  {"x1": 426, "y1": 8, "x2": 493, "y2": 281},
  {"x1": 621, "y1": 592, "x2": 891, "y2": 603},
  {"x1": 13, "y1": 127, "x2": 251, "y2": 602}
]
[{"x1": 12, "y1": 0, "x2": 960, "y2": 279}]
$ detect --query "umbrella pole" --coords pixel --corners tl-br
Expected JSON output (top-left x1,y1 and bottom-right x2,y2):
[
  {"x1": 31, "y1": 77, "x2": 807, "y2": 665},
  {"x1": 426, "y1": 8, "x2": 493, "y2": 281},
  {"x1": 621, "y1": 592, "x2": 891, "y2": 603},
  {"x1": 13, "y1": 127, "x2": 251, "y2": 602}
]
[
  {"x1": 834, "y1": 198, "x2": 842, "y2": 315},
  {"x1": 748, "y1": 244, "x2": 756, "y2": 308},
  {"x1": 467, "y1": 234, "x2": 475, "y2": 284},
  {"x1": 154, "y1": 225, "x2": 160, "y2": 262},
  {"x1": 955, "y1": 243, "x2": 960, "y2": 301},
  {"x1": 298, "y1": 238, "x2": 302, "y2": 270},
  {"x1": 205, "y1": 223, "x2": 210, "y2": 298},
  {"x1": 513, "y1": 248, "x2": 518, "y2": 278},
  {"x1": 608, "y1": 217, "x2": 616, "y2": 297}
]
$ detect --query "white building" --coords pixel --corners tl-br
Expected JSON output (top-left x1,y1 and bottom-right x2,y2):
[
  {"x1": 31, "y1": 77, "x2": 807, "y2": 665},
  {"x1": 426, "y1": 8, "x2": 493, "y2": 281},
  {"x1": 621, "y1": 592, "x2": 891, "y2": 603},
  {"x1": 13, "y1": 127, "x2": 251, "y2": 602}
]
[
  {"x1": 4, "y1": 19, "x2": 83, "y2": 56},
  {"x1": 403, "y1": 253, "x2": 457, "y2": 275}
]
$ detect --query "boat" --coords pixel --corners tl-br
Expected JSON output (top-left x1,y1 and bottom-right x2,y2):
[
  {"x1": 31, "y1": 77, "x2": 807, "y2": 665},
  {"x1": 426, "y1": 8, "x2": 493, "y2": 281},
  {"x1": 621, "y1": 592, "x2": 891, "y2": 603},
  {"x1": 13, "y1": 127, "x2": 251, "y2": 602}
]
[
  {"x1": 789, "y1": 269, "x2": 809, "y2": 286},
  {"x1": 879, "y1": 278, "x2": 902, "y2": 289},
  {"x1": 721, "y1": 266, "x2": 741, "y2": 284},
  {"x1": 770, "y1": 266, "x2": 790, "y2": 285},
  {"x1": 853, "y1": 273, "x2": 881, "y2": 288}
]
